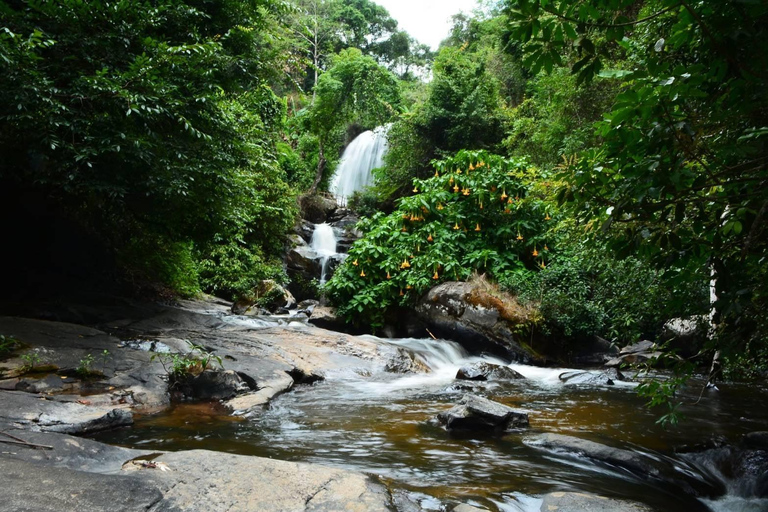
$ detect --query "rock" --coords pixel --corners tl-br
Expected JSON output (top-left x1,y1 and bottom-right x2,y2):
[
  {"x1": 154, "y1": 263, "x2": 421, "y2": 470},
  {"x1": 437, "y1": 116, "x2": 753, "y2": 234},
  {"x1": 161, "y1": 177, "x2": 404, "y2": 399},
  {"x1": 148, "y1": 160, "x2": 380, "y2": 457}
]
[
  {"x1": 539, "y1": 492, "x2": 654, "y2": 512},
  {"x1": 286, "y1": 366, "x2": 325, "y2": 385},
  {"x1": 604, "y1": 340, "x2": 674, "y2": 368},
  {"x1": 527, "y1": 433, "x2": 724, "y2": 498},
  {"x1": 620, "y1": 340, "x2": 656, "y2": 355},
  {"x1": 385, "y1": 348, "x2": 430, "y2": 373},
  {"x1": 680, "y1": 435, "x2": 768, "y2": 499},
  {"x1": 286, "y1": 244, "x2": 322, "y2": 277},
  {"x1": 224, "y1": 373, "x2": 295, "y2": 415},
  {"x1": 175, "y1": 370, "x2": 250, "y2": 400},
  {"x1": 0, "y1": 430, "x2": 392, "y2": 512},
  {"x1": 453, "y1": 504, "x2": 489, "y2": 512},
  {"x1": 415, "y1": 280, "x2": 538, "y2": 362},
  {"x1": 297, "y1": 299, "x2": 320, "y2": 310},
  {"x1": 232, "y1": 280, "x2": 295, "y2": 315},
  {"x1": 744, "y1": 431, "x2": 768, "y2": 450},
  {"x1": 307, "y1": 306, "x2": 347, "y2": 331},
  {"x1": 456, "y1": 362, "x2": 525, "y2": 381},
  {"x1": 661, "y1": 316, "x2": 709, "y2": 357},
  {"x1": 147, "y1": 448, "x2": 392, "y2": 511},
  {"x1": 1, "y1": 458, "x2": 168, "y2": 512},
  {"x1": 570, "y1": 336, "x2": 620, "y2": 365},
  {"x1": 558, "y1": 369, "x2": 628, "y2": 386},
  {"x1": 300, "y1": 193, "x2": 338, "y2": 224},
  {"x1": 294, "y1": 219, "x2": 316, "y2": 243},
  {"x1": 437, "y1": 394, "x2": 529, "y2": 432}
]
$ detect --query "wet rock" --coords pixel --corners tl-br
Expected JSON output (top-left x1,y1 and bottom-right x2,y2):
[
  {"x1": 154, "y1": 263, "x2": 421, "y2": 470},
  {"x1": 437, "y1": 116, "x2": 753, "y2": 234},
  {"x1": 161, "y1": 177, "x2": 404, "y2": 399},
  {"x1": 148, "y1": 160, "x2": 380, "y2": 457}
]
[
  {"x1": 744, "y1": 431, "x2": 768, "y2": 450},
  {"x1": 294, "y1": 219, "x2": 316, "y2": 243},
  {"x1": 307, "y1": 306, "x2": 347, "y2": 331},
  {"x1": 175, "y1": 370, "x2": 250, "y2": 401},
  {"x1": 0, "y1": 429, "x2": 392, "y2": 512},
  {"x1": 539, "y1": 492, "x2": 654, "y2": 512},
  {"x1": 680, "y1": 434, "x2": 768, "y2": 499},
  {"x1": 224, "y1": 372, "x2": 295, "y2": 415},
  {"x1": 385, "y1": 348, "x2": 429, "y2": 373},
  {"x1": 605, "y1": 340, "x2": 673, "y2": 368},
  {"x1": 528, "y1": 433, "x2": 724, "y2": 498},
  {"x1": 415, "y1": 281, "x2": 538, "y2": 362},
  {"x1": 232, "y1": 280, "x2": 296, "y2": 315},
  {"x1": 453, "y1": 504, "x2": 489, "y2": 512},
  {"x1": 456, "y1": 362, "x2": 525, "y2": 381},
  {"x1": 300, "y1": 193, "x2": 338, "y2": 224},
  {"x1": 286, "y1": 367, "x2": 325, "y2": 385},
  {"x1": 558, "y1": 369, "x2": 628, "y2": 386},
  {"x1": 437, "y1": 394, "x2": 529, "y2": 432}
]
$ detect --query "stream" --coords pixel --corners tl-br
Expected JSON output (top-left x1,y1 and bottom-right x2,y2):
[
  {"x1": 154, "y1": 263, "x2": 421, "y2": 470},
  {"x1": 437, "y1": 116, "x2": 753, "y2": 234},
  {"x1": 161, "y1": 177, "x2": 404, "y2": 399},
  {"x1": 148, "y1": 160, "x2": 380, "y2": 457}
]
[{"x1": 94, "y1": 334, "x2": 768, "y2": 512}]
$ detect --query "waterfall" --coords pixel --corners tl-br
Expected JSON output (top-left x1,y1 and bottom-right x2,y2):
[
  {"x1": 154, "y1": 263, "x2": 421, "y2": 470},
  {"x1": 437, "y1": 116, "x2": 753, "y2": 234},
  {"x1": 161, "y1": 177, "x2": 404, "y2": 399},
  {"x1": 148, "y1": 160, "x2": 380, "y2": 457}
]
[
  {"x1": 330, "y1": 126, "x2": 389, "y2": 205},
  {"x1": 310, "y1": 223, "x2": 337, "y2": 284}
]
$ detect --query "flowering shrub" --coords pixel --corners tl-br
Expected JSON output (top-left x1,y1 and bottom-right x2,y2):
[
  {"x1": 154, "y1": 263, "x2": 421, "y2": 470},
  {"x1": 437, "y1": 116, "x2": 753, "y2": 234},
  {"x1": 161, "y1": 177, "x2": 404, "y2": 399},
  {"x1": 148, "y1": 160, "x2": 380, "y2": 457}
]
[{"x1": 325, "y1": 149, "x2": 555, "y2": 327}]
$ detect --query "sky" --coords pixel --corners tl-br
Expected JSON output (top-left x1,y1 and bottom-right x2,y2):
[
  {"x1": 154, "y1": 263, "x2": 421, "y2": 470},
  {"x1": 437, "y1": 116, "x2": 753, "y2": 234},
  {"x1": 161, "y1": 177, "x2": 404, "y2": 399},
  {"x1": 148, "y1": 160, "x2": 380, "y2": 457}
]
[{"x1": 375, "y1": 0, "x2": 480, "y2": 50}]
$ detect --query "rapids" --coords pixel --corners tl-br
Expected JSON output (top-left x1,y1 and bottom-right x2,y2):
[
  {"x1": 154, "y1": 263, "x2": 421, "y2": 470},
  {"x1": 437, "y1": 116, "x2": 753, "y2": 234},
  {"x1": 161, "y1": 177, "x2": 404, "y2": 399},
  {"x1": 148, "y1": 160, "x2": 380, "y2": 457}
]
[{"x1": 95, "y1": 335, "x2": 768, "y2": 512}]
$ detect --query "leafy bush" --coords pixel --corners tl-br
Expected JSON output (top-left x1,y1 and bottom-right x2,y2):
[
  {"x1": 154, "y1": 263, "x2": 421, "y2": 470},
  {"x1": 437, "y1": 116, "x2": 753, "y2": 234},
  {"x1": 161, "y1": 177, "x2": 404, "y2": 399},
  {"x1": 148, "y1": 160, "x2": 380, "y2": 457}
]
[
  {"x1": 501, "y1": 239, "x2": 710, "y2": 346},
  {"x1": 326, "y1": 149, "x2": 554, "y2": 328}
]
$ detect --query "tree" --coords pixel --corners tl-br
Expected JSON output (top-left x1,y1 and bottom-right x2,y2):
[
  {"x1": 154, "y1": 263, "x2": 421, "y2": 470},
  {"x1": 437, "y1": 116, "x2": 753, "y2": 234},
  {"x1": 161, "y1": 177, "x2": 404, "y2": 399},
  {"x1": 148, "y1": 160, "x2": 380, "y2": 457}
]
[
  {"x1": 305, "y1": 48, "x2": 401, "y2": 192},
  {"x1": 0, "y1": 0, "x2": 296, "y2": 296},
  {"x1": 505, "y1": 0, "x2": 768, "y2": 373}
]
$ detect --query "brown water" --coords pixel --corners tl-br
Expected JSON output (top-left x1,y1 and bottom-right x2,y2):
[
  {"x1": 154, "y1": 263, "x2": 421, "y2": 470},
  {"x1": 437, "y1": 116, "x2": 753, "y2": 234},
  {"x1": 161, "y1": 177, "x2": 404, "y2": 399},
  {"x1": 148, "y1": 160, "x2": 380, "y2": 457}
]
[{"x1": 94, "y1": 336, "x2": 768, "y2": 512}]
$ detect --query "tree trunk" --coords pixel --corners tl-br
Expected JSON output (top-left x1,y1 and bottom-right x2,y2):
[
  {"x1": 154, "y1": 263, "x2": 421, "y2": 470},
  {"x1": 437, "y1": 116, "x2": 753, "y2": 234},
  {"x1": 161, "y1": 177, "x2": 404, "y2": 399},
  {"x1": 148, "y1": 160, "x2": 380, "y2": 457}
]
[{"x1": 309, "y1": 139, "x2": 326, "y2": 194}]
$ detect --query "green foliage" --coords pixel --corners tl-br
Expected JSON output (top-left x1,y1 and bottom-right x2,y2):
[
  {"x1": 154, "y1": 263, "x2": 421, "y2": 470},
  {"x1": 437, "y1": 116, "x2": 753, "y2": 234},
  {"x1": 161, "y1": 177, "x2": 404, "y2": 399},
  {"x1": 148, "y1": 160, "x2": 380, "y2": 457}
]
[
  {"x1": 723, "y1": 342, "x2": 768, "y2": 382},
  {"x1": 506, "y1": 0, "x2": 768, "y2": 381},
  {"x1": 0, "y1": 0, "x2": 297, "y2": 297},
  {"x1": 326, "y1": 150, "x2": 554, "y2": 327},
  {"x1": 77, "y1": 353, "x2": 96, "y2": 377},
  {"x1": 20, "y1": 352, "x2": 41, "y2": 372},
  {"x1": 151, "y1": 344, "x2": 223, "y2": 381},
  {"x1": 309, "y1": 48, "x2": 401, "y2": 134},
  {"x1": 0, "y1": 335, "x2": 20, "y2": 357},
  {"x1": 422, "y1": 47, "x2": 505, "y2": 152},
  {"x1": 502, "y1": 239, "x2": 709, "y2": 345}
]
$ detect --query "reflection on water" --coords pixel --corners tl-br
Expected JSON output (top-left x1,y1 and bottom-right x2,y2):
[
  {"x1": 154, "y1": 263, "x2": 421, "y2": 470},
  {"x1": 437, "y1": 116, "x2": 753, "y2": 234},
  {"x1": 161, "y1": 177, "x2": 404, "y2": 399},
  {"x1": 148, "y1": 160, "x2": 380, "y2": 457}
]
[{"x1": 94, "y1": 337, "x2": 768, "y2": 512}]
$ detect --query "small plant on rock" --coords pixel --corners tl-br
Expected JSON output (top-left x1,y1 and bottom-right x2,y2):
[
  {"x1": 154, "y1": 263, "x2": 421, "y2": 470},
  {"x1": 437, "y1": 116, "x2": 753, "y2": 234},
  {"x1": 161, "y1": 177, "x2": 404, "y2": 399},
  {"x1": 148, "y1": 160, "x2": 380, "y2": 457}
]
[
  {"x1": 0, "y1": 335, "x2": 21, "y2": 357},
  {"x1": 77, "y1": 353, "x2": 96, "y2": 377},
  {"x1": 20, "y1": 352, "x2": 41, "y2": 372},
  {"x1": 151, "y1": 344, "x2": 223, "y2": 383}
]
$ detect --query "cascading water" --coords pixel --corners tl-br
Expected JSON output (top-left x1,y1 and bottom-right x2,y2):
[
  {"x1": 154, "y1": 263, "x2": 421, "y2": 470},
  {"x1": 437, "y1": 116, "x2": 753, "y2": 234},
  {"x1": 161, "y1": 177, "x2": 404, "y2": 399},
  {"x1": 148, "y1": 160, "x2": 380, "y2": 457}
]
[
  {"x1": 329, "y1": 125, "x2": 389, "y2": 205},
  {"x1": 310, "y1": 223, "x2": 337, "y2": 284}
]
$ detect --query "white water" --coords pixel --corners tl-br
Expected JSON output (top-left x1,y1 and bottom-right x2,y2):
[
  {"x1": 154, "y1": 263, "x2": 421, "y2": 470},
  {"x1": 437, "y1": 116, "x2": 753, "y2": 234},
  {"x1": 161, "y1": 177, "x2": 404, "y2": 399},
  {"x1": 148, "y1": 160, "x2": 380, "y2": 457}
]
[
  {"x1": 330, "y1": 126, "x2": 389, "y2": 205},
  {"x1": 310, "y1": 223, "x2": 338, "y2": 284}
]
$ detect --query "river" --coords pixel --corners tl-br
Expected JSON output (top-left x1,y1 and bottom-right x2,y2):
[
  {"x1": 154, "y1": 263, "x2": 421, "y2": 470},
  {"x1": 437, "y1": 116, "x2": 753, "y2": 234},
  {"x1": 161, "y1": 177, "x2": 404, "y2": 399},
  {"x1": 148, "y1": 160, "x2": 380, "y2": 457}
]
[{"x1": 94, "y1": 334, "x2": 768, "y2": 512}]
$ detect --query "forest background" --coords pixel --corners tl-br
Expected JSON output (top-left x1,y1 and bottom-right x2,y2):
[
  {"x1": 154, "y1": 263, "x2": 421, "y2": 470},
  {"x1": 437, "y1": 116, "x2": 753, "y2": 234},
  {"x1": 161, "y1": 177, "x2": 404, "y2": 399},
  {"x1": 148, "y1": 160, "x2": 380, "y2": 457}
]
[{"x1": 1, "y1": 0, "x2": 767, "y2": 398}]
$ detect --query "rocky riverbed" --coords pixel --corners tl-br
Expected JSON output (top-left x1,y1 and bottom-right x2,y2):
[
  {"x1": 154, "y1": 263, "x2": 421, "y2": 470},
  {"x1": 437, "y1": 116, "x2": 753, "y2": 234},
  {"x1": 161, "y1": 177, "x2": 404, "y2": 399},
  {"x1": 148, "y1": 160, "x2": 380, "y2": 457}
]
[{"x1": 0, "y1": 296, "x2": 407, "y2": 511}]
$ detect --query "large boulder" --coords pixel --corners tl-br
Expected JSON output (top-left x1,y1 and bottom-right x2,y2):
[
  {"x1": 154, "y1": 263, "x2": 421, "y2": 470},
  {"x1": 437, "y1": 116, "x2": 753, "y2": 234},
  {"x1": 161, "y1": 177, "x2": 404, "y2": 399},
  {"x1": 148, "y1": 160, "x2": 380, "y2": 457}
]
[
  {"x1": 527, "y1": 433, "x2": 724, "y2": 498},
  {"x1": 456, "y1": 362, "x2": 525, "y2": 381},
  {"x1": 437, "y1": 394, "x2": 529, "y2": 432},
  {"x1": 232, "y1": 280, "x2": 295, "y2": 315},
  {"x1": 174, "y1": 370, "x2": 251, "y2": 401},
  {"x1": 415, "y1": 280, "x2": 539, "y2": 362},
  {"x1": 299, "y1": 193, "x2": 338, "y2": 224}
]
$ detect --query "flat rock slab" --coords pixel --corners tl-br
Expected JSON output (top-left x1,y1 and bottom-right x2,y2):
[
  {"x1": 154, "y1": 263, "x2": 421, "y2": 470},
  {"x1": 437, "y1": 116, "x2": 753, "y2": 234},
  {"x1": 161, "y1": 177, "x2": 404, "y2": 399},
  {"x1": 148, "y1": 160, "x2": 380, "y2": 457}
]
[
  {"x1": 0, "y1": 390, "x2": 132, "y2": 434},
  {"x1": 2, "y1": 458, "x2": 172, "y2": 512},
  {"x1": 145, "y1": 449, "x2": 392, "y2": 512},
  {"x1": 539, "y1": 492, "x2": 654, "y2": 512},
  {"x1": 0, "y1": 431, "x2": 392, "y2": 512},
  {"x1": 438, "y1": 393, "x2": 529, "y2": 432}
]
